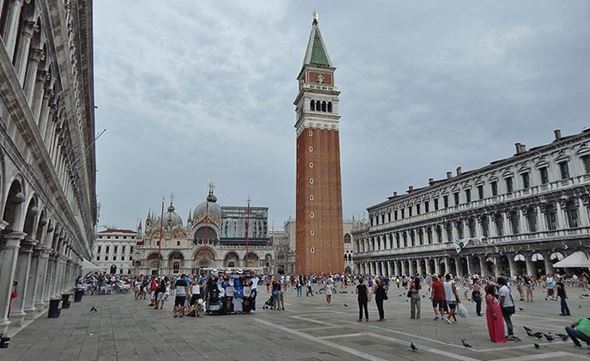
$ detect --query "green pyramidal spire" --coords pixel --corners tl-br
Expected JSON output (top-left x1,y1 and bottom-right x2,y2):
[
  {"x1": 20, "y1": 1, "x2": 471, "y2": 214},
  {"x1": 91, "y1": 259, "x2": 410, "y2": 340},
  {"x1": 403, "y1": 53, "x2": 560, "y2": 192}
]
[{"x1": 303, "y1": 13, "x2": 333, "y2": 68}]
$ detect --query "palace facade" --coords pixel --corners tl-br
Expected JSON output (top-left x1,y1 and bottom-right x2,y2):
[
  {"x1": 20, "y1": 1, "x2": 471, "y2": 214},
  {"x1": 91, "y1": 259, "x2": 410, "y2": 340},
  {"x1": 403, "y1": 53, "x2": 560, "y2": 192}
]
[
  {"x1": 0, "y1": 0, "x2": 96, "y2": 335},
  {"x1": 353, "y1": 129, "x2": 590, "y2": 278},
  {"x1": 133, "y1": 186, "x2": 275, "y2": 276}
]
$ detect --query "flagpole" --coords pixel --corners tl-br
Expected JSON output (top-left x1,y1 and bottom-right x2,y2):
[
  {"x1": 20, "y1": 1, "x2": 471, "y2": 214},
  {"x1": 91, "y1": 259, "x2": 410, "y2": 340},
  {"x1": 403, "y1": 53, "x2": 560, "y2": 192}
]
[{"x1": 158, "y1": 197, "x2": 164, "y2": 275}]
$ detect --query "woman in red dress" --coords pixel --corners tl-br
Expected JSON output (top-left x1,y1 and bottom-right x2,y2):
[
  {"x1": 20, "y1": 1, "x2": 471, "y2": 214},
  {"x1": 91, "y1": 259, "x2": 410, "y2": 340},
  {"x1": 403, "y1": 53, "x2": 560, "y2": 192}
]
[{"x1": 485, "y1": 284, "x2": 506, "y2": 343}]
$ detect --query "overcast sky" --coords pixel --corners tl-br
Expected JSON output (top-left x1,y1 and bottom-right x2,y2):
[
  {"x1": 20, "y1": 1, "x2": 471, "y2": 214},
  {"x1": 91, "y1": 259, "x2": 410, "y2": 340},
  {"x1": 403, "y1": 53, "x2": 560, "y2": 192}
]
[{"x1": 93, "y1": 1, "x2": 590, "y2": 231}]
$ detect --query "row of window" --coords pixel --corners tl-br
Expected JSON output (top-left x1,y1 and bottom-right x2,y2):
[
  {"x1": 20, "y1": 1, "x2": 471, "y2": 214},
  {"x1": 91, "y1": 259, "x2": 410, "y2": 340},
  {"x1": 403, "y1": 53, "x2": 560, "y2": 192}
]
[
  {"x1": 361, "y1": 200, "x2": 582, "y2": 252},
  {"x1": 310, "y1": 99, "x2": 333, "y2": 113},
  {"x1": 371, "y1": 156, "x2": 588, "y2": 226},
  {"x1": 97, "y1": 235, "x2": 135, "y2": 240},
  {"x1": 96, "y1": 245, "x2": 134, "y2": 254},
  {"x1": 96, "y1": 255, "x2": 133, "y2": 261}
]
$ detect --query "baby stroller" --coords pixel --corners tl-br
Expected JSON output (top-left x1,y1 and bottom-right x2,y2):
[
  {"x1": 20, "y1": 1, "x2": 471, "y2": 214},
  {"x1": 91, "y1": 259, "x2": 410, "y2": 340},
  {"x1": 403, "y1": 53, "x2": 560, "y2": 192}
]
[{"x1": 262, "y1": 294, "x2": 276, "y2": 309}]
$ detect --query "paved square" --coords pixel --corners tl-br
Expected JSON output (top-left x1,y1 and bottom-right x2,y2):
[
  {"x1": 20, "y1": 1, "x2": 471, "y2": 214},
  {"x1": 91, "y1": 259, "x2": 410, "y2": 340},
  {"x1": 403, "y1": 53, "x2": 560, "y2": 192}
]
[{"x1": 2, "y1": 285, "x2": 590, "y2": 360}]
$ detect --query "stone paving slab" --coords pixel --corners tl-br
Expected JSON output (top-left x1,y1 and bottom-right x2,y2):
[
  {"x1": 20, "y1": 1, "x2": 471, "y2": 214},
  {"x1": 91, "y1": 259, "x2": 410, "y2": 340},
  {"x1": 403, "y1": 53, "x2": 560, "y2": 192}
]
[{"x1": 2, "y1": 285, "x2": 590, "y2": 360}]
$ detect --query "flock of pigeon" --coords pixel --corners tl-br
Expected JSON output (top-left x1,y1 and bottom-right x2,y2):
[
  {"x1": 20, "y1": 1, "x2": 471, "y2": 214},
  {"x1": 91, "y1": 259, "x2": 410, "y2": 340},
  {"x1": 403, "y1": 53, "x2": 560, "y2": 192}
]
[
  {"x1": 408, "y1": 325, "x2": 570, "y2": 352},
  {"x1": 523, "y1": 325, "x2": 571, "y2": 349}
]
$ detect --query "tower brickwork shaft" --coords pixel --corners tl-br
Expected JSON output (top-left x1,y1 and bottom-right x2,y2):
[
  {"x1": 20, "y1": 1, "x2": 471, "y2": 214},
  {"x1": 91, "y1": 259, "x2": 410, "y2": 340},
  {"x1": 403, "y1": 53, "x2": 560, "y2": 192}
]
[{"x1": 294, "y1": 15, "x2": 344, "y2": 274}]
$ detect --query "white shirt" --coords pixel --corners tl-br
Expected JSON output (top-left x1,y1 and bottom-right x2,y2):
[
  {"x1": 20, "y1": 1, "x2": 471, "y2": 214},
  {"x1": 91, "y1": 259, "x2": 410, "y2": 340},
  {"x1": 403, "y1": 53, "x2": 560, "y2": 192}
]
[
  {"x1": 251, "y1": 277, "x2": 259, "y2": 290},
  {"x1": 498, "y1": 285, "x2": 514, "y2": 307},
  {"x1": 443, "y1": 281, "x2": 456, "y2": 302}
]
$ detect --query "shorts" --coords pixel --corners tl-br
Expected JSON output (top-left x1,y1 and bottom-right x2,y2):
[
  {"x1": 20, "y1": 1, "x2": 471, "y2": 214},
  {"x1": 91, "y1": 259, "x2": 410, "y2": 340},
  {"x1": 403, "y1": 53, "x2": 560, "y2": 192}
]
[
  {"x1": 547, "y1": 289, "x2": 554, "y2": 296},
  {"x1": 447, "y1": 301, "x2": 457, "y2": 310},
  {"x1": 190, "y1": 294, "x2": 202, "y2": 305},
  {"x1": 157, "y1": 292, "x2": 165, "y2": 301},
  {"x1": 174, "y1": 296, "x2": 186, "y2": 307},
  {"x1": 432, "y1": 299, "x2": 445, "y2": 309}
]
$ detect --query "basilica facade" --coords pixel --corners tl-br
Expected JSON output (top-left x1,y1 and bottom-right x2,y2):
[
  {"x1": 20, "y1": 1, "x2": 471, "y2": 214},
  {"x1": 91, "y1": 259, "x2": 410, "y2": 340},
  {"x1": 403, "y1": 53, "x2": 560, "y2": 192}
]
[
  {"x1": 132, "y1": 186, "x2": 275, "y2": 276},
  {"x1": 353, "y1": 129, "x2": 590, "y2": 278}
]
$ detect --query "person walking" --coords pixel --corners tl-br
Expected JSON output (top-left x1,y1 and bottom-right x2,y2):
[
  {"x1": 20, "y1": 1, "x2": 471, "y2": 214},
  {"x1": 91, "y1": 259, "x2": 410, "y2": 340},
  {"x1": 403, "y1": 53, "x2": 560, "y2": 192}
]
[
  {"x1": 556, "y1": 277, "x2": 571, "y2": 316},
  {"x1": 546, "y1": 274, "x2": 556, "y2": 301},
  {"x1": 443, "y1": 274, "x2": 460, "y2": 324},
  {"x1": 356, "y1": 278, "x2": 369, "y2": 322},
  {"x1": 524, "y1": 275, "x2": 534, "y2": 302},
  {"x1": 472, "y1": 277, "x2": 483, "y2": 317},
  {"x1": 498, "y1": 277, "x2": 516, "y2": 339},
  {"x1": 374, "y1": 279, "x2": 387, "y2": 322},
  {"x1": 409, "y1": 276, "x2": 421, "y2": 319},
  {"x1": 430, "y1": 275, "x2": 446, "y2": 320},
  {"x1": 325, "y1": 279, "x2": 334, "y2": 305},
  {"x1": 173, "y1": 275, "x2": 189, "y2": 318},
  {"x1": 485, "y1": 284, "x2": 506, "y2": 343}
]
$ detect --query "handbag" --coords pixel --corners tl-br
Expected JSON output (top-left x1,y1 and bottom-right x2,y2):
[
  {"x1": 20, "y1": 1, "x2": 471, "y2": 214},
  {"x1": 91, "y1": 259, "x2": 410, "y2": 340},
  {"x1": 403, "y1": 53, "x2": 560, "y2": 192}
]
[
  {"x1": 383, "y1": 292, "x2": 388, "y2": 300},
  {"x1": 406, "y1": 290, "x2": 412, "y2": 298},
  {"x1": 457, "y1": 303, "x2": 468, "y2": 318}
]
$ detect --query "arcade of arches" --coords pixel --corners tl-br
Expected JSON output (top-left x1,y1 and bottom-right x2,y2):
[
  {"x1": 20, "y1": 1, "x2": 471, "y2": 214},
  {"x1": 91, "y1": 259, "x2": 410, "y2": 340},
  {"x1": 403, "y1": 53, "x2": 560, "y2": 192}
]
[{"x1": 356, "y1": 249, "x2": 575, "y2": 277}]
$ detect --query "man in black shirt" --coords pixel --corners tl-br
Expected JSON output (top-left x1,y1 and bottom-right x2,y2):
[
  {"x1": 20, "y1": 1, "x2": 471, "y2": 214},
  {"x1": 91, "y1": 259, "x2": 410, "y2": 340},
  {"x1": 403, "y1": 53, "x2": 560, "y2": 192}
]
[
  {"x1": 356, "y1": 278, "x2": 369, "y2": 322},
  {"x1": 556, "y1": 278, "x2": 570, "y2": 316}
]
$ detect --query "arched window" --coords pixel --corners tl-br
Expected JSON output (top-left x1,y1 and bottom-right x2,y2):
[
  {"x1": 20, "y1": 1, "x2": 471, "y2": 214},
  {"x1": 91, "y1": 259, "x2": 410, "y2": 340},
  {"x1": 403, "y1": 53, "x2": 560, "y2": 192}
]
[
  {"x1": 327, "y1": 102, "x2": 333, "y2": 112},
  {"x1": 173, "y1": 262, "x2": 180, "y2": 273},
  {"x1": 321, "y1": 101, "x2": 327, "y2": 112},
  {"x1": 344, "y1": 233, "x2": 352, "y2": 243},
  {"x1": 310, "y1": 100, "x2": 315, "y2": 111}
]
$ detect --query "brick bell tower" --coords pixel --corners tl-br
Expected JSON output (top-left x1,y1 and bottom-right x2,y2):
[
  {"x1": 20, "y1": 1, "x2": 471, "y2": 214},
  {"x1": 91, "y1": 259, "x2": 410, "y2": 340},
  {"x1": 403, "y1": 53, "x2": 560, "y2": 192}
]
[{"x1": 294, "y1": 12, "x2": 344, "y2": 274}]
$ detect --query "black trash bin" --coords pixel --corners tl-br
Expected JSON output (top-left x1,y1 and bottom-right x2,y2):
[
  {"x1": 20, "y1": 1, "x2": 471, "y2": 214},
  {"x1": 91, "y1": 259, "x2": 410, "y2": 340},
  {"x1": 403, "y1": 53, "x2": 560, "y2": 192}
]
[
  {"x1": 61, "y1": 294, "x2": 71, "y2": 309},
  {"x1": 48, "y1": 298, "x2": 61, "y2": 318},
  {"x1": 74, "y1": 289, "x2": 84, "y2": 302}
]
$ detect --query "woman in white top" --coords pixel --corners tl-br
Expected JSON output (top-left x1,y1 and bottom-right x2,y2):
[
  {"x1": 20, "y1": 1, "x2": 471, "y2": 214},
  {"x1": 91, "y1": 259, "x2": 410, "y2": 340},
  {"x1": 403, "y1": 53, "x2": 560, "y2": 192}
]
[
  {"x1": 443, "y1": 274, "x2": 460, "y2": 324},
  {"x1": 325, "y1": 279, "x2": 334, "y2": 304}
]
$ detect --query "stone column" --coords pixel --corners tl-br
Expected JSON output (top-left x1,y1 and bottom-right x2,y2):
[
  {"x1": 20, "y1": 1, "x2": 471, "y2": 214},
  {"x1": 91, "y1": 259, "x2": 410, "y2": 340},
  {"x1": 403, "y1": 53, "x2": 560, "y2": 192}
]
[
  {"x1": 386, "y1": 261, "x2": 392, "y2": 276},
  {"x1": 465, "y1": 256, "x2": 472, "y2": 275},
  {"x1": 525, "y1": 255, "x2": 534, "y2": 276},
  {"x1": 537, "y1": 205, "x2": 547, "y2": 232},
  {"x1": 434, "y1": 258, "x2": 440, "y2": 276},
  {"x1": 502, "y1": 212, "x2": 511, "y2": 237},
  {"x1": 507, "y1": 255, "x2": 516, "y2": 278},
  {"x1": 0, "y1": 232, "x2": 26, "y2": 335},
  {"x1": 401, "y1": 261, "x2": 407, "y2": 276},
  {"x1": 454, "y1": 257, "x2": 463, "y2": 277},
  {"x1": 14, "y1": 20, "x2": 37, "y2": 84},
  {"x1": 34, "y1": 248, "x2": 50, "y2": 312},
  {"x1": 493, "y1": 257, "x2": 499, "y2": 277},
  {"x1": 518, "y1": 208, "x2": 528, "y2": 234},
  {"x1": 578, "y1": 197, "x2": 589, "y2": 227},
  {"x1": 544, "y1": 253, "x2": 553, "y2": 275},
  {"x1": 32, "y1": 74, "x2": 49, "y2": 123},
  {"x1": 42, "y1": 256, "x2": 54, "y2": 304},
  {"x1": 11, "y1": 238, "x2": 36, "y2": 326},
  {"x1": 1, "y1": 0, "x2": 25, "y2": 60},
  {"x1": 24, "y1": 48, "x2": 44, "y2": 103},
  {"x1": 479, "y1": 257, "x2": 486, "y2": 276},
  {"x1": 394, "y1": 260, "x2": 400, "y2": 276},
  {"x1": 416, "y1": 259, "x2": 423, "y2": 275},
  {"x1": 443, "y1": 258, "x2": 449, "y2": 276},
  {"x1": 556, "y1": 201, "x2": 566, "y2": 230}
]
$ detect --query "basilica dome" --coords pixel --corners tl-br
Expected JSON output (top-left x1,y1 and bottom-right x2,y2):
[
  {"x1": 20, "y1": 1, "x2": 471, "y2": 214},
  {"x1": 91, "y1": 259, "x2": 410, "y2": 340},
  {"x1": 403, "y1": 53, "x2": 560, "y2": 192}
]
[
  {"x1": 163, "y1": 204, "x2": 183, "y2": 228},
  {"x1": 193, "y1": 186, "x2": 222, "y2": 225}
]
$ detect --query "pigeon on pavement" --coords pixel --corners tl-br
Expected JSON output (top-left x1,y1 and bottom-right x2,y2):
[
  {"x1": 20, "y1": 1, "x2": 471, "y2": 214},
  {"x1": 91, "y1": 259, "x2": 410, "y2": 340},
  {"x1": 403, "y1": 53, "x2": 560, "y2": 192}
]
[
  {"x1": 534, "y1": 343, "x2": 540, "y2": 349},
  {"x1": 461, "y1": 339, "x2": 473, "y2": 348},
  {"x1": 410, "y1": 342, "x2": 417, "y2": 352}
]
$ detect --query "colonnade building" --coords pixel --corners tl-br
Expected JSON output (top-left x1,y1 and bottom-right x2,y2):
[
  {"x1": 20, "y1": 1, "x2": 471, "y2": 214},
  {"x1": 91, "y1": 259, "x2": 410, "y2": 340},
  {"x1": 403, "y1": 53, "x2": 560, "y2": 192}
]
[
  {"x1": 0, "y1": 0, "x2": 96, "y2": 335},
  {"x1": 353, "y1": 129, "x2": 590, "y2": 278}
]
